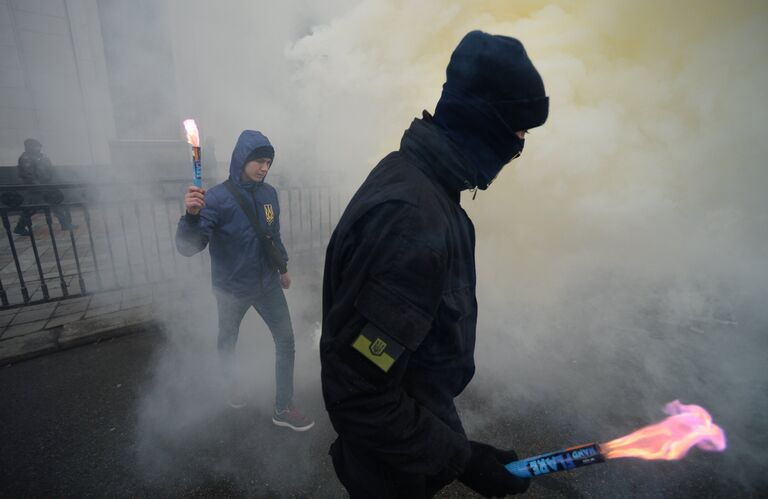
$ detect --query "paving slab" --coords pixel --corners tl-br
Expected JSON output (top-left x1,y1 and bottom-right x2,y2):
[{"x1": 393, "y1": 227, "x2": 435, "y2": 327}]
[
  {"x1": 121, "y1": 293, "x2": 152, "y2": 310},
  {"x1": 2, "y1": 320, "x2": 49, "y2": 340},
  {"x1": 121, "y1": 285, "x2": 153, "y2": 301},
  {"x1": 89, "y1": 290, "x2": 123, "y2": 308},
  {"x1": 0, "y1": 314, "x2": 15, "y2": 328},
  {"x1": 27, "y1": 289, "x2": 48, "y2": 302},
  {"x1": 52, "y1": 296, "x2": 91, "y2": 317},
  {"x1": 84, "y1": 302, "x2": 121, "y2": 318},
  {"x1": 57, "y1": 306, "x2": 154, "y2": 350},
  {"x1": 45, "y1": 312, "x2": 86, "y2": 330},
  {"x1": 0, "y1": 329, "x2": 58, "y2": 364},
  {"x1": 0, "y1": 307, "x2": 19, "y2": 317},
  {"x1": 10, "y1": 303, "x2": 55, "y2": 325},
  {"x1": 0, "y1": 280, "x2": 20, "y2": 290},
  {"x1": 11, "y1": 302, "x2": 55, "y2": 313}
]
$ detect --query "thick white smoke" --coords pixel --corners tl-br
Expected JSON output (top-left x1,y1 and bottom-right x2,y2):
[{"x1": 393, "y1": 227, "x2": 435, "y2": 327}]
[
  {"x1": 286, "y1": 1, "x2": 768, "y2": 493},
  {"x1": 132, "y1": 0, "x2": 767, "y2": 495}
]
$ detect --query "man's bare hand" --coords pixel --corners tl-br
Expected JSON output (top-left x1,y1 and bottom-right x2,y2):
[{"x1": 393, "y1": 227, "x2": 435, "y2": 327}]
[
  {"x1": 184, "y1": 186, "x2": 205, "y2": 215},
  {"x1": 280, "y1": 272, "x2": 291, "y2": 290}
]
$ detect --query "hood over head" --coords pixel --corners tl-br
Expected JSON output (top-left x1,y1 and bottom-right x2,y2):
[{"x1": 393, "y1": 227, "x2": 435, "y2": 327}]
[{"x1": 229, "y1": 130, "x2": 274, "y2": 185}]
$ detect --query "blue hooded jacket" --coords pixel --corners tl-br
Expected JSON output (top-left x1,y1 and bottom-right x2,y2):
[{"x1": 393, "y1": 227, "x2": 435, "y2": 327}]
[{"x1": 176, "y1": 130, "x2": 288, "y2": 296}]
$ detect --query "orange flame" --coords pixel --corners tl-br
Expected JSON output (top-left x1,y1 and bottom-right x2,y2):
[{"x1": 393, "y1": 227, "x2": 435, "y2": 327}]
[
  {"x1": 183, "y1": 119, "x2": 200, "y2": 147},
  {"x1": 601, "y1": 400, "x2": 726, "y2": 460}
]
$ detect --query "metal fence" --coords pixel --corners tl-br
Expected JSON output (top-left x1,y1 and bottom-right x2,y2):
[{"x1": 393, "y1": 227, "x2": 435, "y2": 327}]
[{"x1": 0, "y1": 179, "x2": 346, "y2": 310}]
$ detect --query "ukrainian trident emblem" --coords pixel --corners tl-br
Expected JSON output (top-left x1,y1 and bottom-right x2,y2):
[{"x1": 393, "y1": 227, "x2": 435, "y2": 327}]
[
  {"x1": 369, "y1": 338, "x2": 387, "y2": 356},
  {"x1": 263, "y1": 204, "x2": 274, "y2": 225}
]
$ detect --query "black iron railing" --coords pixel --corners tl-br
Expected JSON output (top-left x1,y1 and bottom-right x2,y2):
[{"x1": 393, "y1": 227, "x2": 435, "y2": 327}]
[{"x1": 0, "y1": 179, "x2": 346, "y2": 310}]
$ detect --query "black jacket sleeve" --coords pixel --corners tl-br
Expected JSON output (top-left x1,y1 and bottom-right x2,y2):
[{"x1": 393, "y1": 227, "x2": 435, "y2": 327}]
[{"x1": 323, "y1": 201, "x2": 471, "y2": 478}]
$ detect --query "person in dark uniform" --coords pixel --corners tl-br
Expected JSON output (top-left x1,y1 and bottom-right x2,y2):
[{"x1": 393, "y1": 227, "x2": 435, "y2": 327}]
[
  {"x1": 14, "y1": 138, "x2": 75, "y2": 236},
  {"x1": 321, "y1": 31, "x2": 549, "y2": 498}
]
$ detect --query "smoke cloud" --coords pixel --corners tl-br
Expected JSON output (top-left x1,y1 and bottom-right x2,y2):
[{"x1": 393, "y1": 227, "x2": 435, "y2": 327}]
[
  {"x1": 285, "y1": 0, "x2": 768, "y2": 495},
  {"x1": 127, "y1": 0, "x2": 768, "y2": 496}
]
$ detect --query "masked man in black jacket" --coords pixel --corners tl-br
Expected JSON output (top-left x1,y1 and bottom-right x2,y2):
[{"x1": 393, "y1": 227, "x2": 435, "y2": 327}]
[{"x1": 321, "y1": 31, "x2": 549, "y2": 498}]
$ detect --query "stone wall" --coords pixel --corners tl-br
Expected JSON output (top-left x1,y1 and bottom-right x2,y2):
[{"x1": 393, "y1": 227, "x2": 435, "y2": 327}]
[{"x1": 0, "y1": 0, "x2": 115, "y2": 166}]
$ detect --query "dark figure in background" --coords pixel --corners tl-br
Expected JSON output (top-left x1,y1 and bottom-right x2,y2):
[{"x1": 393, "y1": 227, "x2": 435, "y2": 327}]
[
  {"x1": 13, "y1": 138, "x2": 75, "y2": 236},
  {"x1": 321, "y1": 31, "x2": 549, "y2": 498},
  {"x1": 176, "y1": 130, "x2": 314, "y2": 431}
]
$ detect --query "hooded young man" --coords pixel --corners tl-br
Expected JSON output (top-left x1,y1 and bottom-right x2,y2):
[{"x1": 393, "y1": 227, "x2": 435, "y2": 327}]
[
  {"x1": 321, "y1": 31, "x2": 549, "y2": 497},
  {"x1": 176, "y1": 130, "x2": 314, "y2": 431}
]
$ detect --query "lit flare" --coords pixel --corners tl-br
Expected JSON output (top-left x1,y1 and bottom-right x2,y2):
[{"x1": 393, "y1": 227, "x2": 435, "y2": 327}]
[
  {"x1": 601, "y1": 400, "x2": 726, "y2": 460},
  {"x1": 183, "y1": 119, "x2": 202, "y2": 187},
  {"x1": 506, "y1": 400, "x2": 727, "y2": 478},
  {"x1": 183, "y1": 119, "x2": 200, "y2": 147}
]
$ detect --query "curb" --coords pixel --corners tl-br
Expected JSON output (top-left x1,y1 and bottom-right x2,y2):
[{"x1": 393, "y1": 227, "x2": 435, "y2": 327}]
[{"x1": 0, "y1": 308, "x2": 160, "y2": 366}]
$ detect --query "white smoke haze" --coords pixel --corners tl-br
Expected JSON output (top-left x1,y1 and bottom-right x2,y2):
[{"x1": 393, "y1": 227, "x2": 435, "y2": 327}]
[
  {"x1": 283, "y1": 0, "x2": 768, "y2": 494},
  {"x1": 127, "y1": 1, "x2": 355, "y2": 495},
  {"x1": 166, "y1": 0, "x2": 360, "y2": 176},
  {"x1": 109, "y1": 0, "x2": 768, "y2": 496},
  {"x1": 135, "y1": 278, "x2": 330, "y2": 494}
]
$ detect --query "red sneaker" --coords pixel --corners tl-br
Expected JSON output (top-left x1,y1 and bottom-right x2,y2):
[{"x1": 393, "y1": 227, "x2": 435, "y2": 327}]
[{"x1": 272, "y1": 406, "x2": 315, "y2": 431}]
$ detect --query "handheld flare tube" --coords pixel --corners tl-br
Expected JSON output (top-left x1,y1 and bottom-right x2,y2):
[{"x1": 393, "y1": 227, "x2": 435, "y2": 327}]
[
  {"x1": 505, "y1": 400, "x2": 726, "y2": 478},
  {"x1": 191, "y1": 145, "x2": 202, "y2": 188},
  {"x1": 505, "y1": 443, "x2": 605, "y2": 478}
]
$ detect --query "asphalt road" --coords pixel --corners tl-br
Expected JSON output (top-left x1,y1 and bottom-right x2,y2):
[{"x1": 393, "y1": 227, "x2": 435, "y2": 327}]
[{"x1": 0, "y1": 328, "x2": 763, "y2": 498}]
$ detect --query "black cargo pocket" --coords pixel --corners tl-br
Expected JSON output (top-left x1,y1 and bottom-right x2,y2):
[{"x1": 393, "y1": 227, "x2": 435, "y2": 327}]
[
  {"x1": 354, "y1": 279, "x2": 433, "y2": 351},
  {"x1": 418, "y1": 287, "x2": 473, "y2": 362}
]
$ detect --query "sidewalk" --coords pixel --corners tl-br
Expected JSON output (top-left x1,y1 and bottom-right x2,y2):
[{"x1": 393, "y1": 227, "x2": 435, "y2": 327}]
[
  {"x1": 1, "y1": 200, "x2": 327, "y2": 365},
  {"x1": 0, "y1": 284, "x2": 160, "y2": 365},
  {"x1": 0, "y1": 261, "x2": 323, "y2": 366},
  {"x1": 1, "y1": 205, "x2": 192, "y2": 307},
  {"x1": 0, "y1": 204, "x2": 205, "y2": 364}
]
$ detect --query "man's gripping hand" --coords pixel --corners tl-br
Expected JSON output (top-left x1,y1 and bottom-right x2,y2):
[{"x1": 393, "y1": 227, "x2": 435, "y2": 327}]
[
  {"x1": 184, "y1": 186, "x2": 205, "y2": 215},
  {"x1": 458, "y1": 441, "x2": 530, "y2": 497}
]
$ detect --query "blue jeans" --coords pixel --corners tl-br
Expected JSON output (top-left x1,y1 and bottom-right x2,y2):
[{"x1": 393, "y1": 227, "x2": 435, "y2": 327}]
[{"x1": 215, "y1": 284, "x2": 295, "y2": 411}]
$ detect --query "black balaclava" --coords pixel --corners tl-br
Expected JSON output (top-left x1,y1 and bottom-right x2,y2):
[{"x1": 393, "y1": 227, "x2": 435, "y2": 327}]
[{"x1": 432, "y1": 31, "x2": 549, "y2": 190}]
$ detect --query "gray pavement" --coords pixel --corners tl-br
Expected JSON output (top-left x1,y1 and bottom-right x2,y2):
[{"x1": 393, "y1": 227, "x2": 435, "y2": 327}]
[
  {"x1": 0, "y1": 322, "x2": 763, "y2": 497},
  {"x1": 0, "y1": 200, "x2": 201, "y2": 367},
  {"x1": 0, "y1": 204, "x2": 764, "y2": 497},
  {"x1": 0, "y1": 282, "x2": 163, "y2": 364},
  {"x1": 0, "y1": 330, "x2": 346, "y2": 498}
]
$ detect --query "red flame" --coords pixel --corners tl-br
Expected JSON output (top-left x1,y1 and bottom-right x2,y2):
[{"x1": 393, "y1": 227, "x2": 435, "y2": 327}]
[
  {"x1": 601, "y1": 400, "x2": 726, "y2": 460},
  {"x1": 183, "y1": 119, "x2": 200, "y2": 147}
]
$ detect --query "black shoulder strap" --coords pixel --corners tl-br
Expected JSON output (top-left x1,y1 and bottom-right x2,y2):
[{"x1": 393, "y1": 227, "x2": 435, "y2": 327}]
[
  {"x1": 223, "y1": 179, "x2": 287, "y2": 274},
  {"x1": 223, "y1": 179, "x2": 268, "y2": 240}
]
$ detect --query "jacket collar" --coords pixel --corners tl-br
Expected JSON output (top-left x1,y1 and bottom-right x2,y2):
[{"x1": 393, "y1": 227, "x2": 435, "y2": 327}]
[{"x1": 399, "y1": 112, "x2": 475, "y2": 202}]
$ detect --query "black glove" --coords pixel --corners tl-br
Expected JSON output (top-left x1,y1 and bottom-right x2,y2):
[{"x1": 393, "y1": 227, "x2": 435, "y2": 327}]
[{"x1": 458, "y1": 441, "x2": 531, "y2": 497}]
